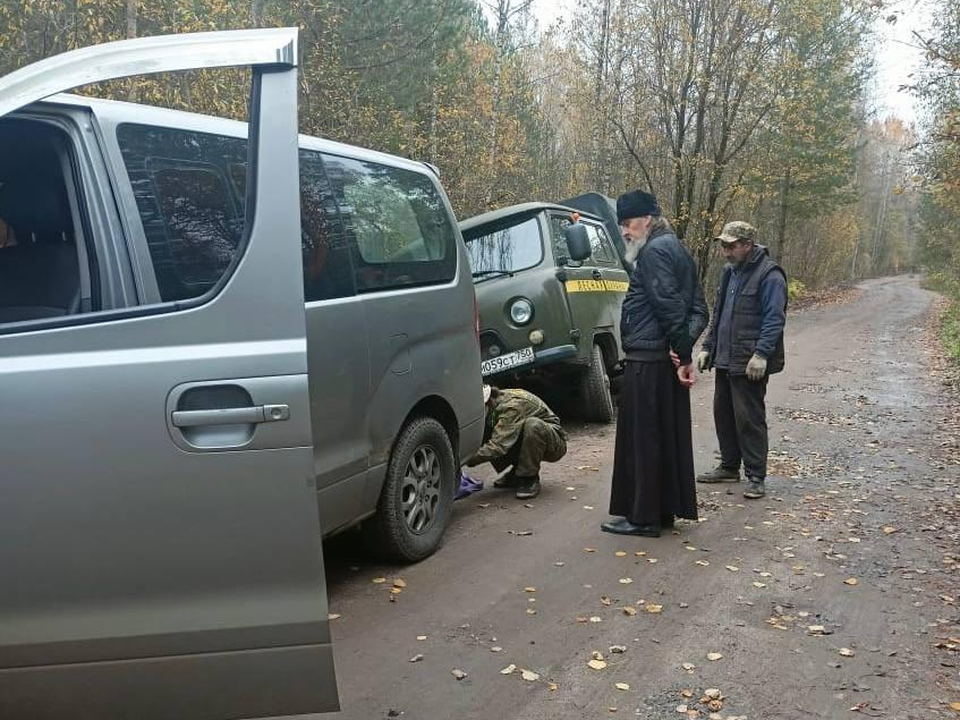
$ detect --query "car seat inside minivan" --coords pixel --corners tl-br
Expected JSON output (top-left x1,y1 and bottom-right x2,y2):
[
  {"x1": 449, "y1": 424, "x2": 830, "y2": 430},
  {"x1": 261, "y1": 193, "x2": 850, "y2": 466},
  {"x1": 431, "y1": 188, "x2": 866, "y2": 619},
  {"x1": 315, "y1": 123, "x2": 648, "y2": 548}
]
[{"x1": 0, "y1": 119, "x2": 85, "y2": 324}]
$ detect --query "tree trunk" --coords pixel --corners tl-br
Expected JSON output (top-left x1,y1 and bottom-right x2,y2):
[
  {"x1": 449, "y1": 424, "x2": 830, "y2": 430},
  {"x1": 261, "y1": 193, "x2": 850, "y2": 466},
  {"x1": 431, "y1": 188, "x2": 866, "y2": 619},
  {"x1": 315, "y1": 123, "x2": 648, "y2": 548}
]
[
  {"x1": 591, "y1": 0, "x2": 612, "y2": 189},
  {"x1": 126, "y1": 0, "x2": 138, "y2": 102},
  {"x1": 485, "y1": 1, "x2": 510, "y2": 208},
  {"x1": 252, "y1": 0, "x2": 265, "y2": 26},
  {"x1": 776, "y1": 167, "x2": 791, "y2": 263}
]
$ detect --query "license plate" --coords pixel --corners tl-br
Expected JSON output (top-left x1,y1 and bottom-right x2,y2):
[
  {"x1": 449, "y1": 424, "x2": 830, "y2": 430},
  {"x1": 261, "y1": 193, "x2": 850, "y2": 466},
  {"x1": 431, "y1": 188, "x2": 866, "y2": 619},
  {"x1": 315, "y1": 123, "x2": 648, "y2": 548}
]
[{"x1": 481, "y1": 347, "x2": 535, "y2": 376}]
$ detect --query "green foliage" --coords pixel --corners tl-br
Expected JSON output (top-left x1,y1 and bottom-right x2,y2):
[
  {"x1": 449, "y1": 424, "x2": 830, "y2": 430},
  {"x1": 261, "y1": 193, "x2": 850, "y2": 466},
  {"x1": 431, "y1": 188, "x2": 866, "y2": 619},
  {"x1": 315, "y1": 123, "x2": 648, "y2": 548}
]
[
  {"x1": 914, "y1": 0, "x2": 960, "y2": 293},
  {"x1": 787, "y1": 279, "x2": 806, "y2": 303},
  {"x1": 0, "y1": 0, "x2": 937, "y2": 291},
  {"x1": 924, "y1": 272, "x2": 960, "y2": 366},
  {"x1": 940, "y1": 298, "x2": 960, "y2": 366}
]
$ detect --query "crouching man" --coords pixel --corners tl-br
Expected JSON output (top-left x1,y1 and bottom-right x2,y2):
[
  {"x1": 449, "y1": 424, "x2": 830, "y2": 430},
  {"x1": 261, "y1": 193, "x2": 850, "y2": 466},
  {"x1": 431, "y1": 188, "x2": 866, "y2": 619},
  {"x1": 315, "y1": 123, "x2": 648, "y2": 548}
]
[{"x1": 465, "y1": 385, "x2": 567, "y2": 500}]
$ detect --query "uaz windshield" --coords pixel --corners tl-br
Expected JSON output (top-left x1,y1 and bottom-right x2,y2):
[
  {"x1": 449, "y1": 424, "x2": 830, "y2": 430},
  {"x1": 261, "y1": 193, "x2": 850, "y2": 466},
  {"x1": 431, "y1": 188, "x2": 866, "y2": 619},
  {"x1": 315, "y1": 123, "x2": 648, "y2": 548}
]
[{"x1": 464, "y1": 216, "x2": 543, "y2": 279}]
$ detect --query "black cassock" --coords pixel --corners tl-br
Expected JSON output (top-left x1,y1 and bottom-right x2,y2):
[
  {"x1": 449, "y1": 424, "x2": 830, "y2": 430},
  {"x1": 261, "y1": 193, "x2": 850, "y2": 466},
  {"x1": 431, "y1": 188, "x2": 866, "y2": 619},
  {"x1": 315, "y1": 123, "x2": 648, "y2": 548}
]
[{"x1": 609, "y1": 358, "x2": 698, "y2": 525}]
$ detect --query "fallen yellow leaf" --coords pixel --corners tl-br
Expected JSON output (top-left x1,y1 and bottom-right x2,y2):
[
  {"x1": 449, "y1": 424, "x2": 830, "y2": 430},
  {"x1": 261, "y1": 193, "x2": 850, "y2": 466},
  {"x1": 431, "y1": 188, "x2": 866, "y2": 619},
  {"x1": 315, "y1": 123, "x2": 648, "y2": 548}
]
[
  {"x1": 390, "y1": 587, "x2": 403, "y2": 594},
  {"x1": 393, "y1": 578, "x2": 407, "y2": 588},
  {"x1": 681, "y1": 662, "x2": 696, "y2": 671},
  {"x1": 839, "y1": 647, "x2": 855, "y2": 657},
  {"x1": 726, "y1": 565, "x2": 740, "y2": 572},
  {"x1": 696, "y1": 560, "x2": 710, "y2": 567},
  {"x1": 619, "y1": 577, "x2": 633, "y2": 585},
  {"x1": 615, "y1": 682, "x2": 630, "y2": 691},
  {"x1": 588, "y1": 659, "x2": 608, "y2": 670},
  {"x1": 646, "y1": 604, "x2": 663, "y2": 613},
  {"x1": 521, "y1": 669, "x2": 540, "y2": 682},
  {"x1": 635, "y1": 550, "x2": 647, "y2": 557},
  {"x1": 524, "y1": 587, "x2": 537, "y2": 593},
  {"x1": 948, "y1": 701, "x2": 960, "y2": 712},
  {"x1": 623, "y1": 606, "x2": 637, "y2": 616},
  {"x1": 327, "y1": 613, "x2": 341, "y2": 620},
  {"x1": 416, "y1": 635, "x2": 427, "y2": 641},
  {"x1": 615, "y1": 551, "x2": 627, "y2": 557},
  {"x1": 372, "y1": 577, "x2": 387, "y2": 584},
  {"x1": 500, "y1": 664, "x2": 517, "y2": 675},
  {"x1": 844, "y1": 577, "x2": 859, "y2": 586},
  {"x1": 706, "y1": 652, "x2": 723, "y2": 661}
]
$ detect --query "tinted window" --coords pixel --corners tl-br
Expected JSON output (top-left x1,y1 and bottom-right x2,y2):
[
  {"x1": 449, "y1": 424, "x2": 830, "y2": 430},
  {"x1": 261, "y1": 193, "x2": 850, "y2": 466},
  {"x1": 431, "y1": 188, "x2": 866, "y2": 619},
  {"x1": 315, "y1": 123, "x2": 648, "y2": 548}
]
[
  {"x1": 228, "y1": 150, "x2": 355, "y2": 302},
  {"x1": 117, "y1": 124, "x2": 355, "y2": 302},
  {"x1": 464, "y1": 216, "x2": 543, "y2": 278},
  {"x1": 298, "y1": 152, "x2": 356, "y2": 301},
  {"x1": 118, "y1": 125, "x2": 246, "y2": 302},
  {"x1": 322, "y1": 155, "x2": 456, "y2": 292}
]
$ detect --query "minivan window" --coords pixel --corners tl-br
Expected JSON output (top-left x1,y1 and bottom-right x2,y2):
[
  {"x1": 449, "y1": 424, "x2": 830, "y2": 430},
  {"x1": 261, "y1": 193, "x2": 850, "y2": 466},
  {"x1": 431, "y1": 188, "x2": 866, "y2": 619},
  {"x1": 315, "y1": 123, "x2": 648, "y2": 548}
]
[
  {"x1": 464, "y1": 216, "x2": 543, "y2": 278},
  {"x1": 117, "y1": 124, "x2": 356, "y2": 303},
  {"x1": 118, "y1": 124, "x2": 246, "y2": 302},
  {"x1": 322, "y1": 154, "x2": 457, "y2": 292}
]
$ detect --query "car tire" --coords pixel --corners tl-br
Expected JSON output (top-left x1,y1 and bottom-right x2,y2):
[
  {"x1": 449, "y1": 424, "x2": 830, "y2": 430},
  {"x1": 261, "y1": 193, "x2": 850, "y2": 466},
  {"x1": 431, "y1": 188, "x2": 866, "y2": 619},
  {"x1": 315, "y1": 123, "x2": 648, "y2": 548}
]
[
  {"x1": 581, "y1": 343, "x2": 614, "y2": 423},
  {"x1": 365, "y1": 417, "x2": 456, "y2": 562}
]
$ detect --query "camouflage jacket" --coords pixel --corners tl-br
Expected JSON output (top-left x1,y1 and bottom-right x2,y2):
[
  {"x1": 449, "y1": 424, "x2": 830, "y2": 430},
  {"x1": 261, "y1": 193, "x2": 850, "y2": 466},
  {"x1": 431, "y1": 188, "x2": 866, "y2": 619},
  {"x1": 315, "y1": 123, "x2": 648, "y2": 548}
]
[{"x1": 467, "y1": 389, "x2": 563, "y2": 465}]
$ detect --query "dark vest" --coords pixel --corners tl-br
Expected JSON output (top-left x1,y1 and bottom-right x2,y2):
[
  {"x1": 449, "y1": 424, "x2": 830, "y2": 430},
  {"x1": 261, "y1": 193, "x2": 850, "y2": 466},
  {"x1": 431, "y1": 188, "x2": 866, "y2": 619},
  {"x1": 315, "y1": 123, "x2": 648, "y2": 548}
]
[{"x1": 713, "y1": 256, "x2": 786, "y2": 375}]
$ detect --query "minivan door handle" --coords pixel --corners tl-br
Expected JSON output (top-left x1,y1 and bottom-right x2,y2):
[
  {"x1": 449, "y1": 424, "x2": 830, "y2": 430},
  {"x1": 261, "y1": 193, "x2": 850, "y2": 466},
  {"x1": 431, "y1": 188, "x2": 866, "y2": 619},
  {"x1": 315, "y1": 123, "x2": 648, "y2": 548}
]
[
  {"x1": 171, "y1": 404, "x2": 291, "y2": 428},
  {"x1": 591, "y1": 269, "x2": 603, "y2": 280}
]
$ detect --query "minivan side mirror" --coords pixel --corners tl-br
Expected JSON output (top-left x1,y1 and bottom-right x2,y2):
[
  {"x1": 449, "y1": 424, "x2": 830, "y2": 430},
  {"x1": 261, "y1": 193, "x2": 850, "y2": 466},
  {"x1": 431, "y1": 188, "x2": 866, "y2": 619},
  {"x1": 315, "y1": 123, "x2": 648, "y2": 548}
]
[{"x1": 564, "y1": 222, "x2": 591, "y2": 262}]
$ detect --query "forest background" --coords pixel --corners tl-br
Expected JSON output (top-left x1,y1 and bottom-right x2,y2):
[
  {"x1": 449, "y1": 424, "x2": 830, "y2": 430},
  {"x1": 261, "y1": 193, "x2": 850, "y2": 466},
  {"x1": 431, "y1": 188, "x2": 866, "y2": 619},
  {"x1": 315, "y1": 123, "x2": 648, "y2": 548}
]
[{"x1": 0, "y1": 0, "x2": 957, "y2": 357}]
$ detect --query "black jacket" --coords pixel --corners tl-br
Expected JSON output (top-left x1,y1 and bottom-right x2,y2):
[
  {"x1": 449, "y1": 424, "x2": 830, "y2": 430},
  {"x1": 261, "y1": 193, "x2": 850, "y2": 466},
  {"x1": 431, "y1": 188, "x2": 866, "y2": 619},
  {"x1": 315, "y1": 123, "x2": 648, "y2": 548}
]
[{"x1": 619, "y1": 228, "x2": 709, "y2": 364}]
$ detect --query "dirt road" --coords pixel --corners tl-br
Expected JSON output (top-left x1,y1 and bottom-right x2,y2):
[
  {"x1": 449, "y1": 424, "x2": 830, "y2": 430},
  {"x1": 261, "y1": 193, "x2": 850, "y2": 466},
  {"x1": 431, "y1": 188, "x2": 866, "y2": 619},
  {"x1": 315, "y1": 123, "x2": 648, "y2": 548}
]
[{"x1": 319, "y1": 276, "x2": 960, "y2": 720}]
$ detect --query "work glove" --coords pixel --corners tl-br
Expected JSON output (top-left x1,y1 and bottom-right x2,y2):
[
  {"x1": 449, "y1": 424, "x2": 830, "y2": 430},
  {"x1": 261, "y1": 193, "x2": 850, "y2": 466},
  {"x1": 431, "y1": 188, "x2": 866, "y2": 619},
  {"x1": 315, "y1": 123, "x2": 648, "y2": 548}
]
[
  {"x1": 696, "y1": 351, "x2": 710, "y2": 373},
  {"x1": 745, "y1": 353, "x2": 767, "y2": 381}
]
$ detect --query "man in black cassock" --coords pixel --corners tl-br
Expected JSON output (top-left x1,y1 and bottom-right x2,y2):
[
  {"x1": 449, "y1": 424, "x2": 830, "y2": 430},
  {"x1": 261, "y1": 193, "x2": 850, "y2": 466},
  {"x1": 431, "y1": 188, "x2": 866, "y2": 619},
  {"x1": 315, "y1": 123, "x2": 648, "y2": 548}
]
[{"x1": 601, "y1": 190, "x2": 709, "y2": 537}]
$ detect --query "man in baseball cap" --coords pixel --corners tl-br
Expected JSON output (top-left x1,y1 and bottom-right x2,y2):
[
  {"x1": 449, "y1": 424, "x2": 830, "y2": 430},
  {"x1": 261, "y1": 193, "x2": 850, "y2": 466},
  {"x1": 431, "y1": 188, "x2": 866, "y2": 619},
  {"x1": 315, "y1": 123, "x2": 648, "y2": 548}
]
[{"x1": 696, "y1": 221, "x2": 788, "y2": 500}]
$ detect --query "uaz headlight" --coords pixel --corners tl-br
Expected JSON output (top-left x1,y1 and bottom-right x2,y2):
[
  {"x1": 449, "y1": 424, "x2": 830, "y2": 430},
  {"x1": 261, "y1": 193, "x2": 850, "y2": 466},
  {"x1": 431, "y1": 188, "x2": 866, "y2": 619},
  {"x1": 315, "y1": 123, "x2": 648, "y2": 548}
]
[{"x1": 509, "y1": 298, "x2": 533, "y2": 325}]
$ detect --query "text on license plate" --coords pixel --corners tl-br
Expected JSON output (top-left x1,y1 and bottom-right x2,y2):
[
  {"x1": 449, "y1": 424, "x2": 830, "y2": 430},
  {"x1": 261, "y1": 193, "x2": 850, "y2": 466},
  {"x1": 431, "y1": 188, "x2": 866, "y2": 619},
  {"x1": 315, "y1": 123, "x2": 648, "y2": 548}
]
[{"x1": 481, "y1": 347, "x2": 535, "y2": 376}]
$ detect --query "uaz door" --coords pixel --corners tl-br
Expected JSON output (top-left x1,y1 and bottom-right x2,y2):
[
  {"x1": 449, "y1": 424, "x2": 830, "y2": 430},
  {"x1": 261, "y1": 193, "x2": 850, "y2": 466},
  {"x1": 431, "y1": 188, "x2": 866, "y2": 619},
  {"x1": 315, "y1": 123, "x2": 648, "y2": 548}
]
[{"x1": 0, "y1": 29, "x2": 338, "y2": 719}]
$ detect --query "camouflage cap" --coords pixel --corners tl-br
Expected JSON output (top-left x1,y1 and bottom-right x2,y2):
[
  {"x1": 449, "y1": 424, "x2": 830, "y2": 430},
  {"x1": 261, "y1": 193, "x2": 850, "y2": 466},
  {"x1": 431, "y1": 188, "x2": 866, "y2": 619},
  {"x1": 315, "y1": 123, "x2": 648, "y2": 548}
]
[{"x1": 714, "y1": 221, "x2": 756, "y2": 244}]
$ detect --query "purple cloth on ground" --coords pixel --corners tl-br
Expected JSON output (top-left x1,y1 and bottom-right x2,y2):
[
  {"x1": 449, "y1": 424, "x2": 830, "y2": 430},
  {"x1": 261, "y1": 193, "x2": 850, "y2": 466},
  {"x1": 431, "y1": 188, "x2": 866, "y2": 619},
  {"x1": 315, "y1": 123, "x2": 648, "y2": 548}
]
[{"x1": 455, "y1": 470, "x2": 484, "y2": 500}]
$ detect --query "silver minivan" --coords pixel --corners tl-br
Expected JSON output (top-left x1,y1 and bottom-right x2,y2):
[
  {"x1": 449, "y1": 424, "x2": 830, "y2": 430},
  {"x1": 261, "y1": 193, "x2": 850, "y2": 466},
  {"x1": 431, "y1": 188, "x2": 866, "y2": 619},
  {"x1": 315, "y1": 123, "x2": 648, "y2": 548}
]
[{"x1": 0, "y1": 28, "x2": 483, "y2": 719}]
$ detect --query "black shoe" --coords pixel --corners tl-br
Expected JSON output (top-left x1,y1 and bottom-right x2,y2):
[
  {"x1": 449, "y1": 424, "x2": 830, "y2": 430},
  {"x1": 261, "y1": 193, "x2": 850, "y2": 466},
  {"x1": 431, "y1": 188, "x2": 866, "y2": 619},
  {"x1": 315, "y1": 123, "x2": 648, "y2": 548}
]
[
  {"x1": 515, "y1": 477, "x2": 541, "y2": 500},
  {"x1": 743, "y1": 477, "x2": 766, "y2": 499},
  {"x1": 494, "y1": 470, "x2": 521, "y2": 489},
  {"x1": 660, "y1": 514, "x2": 675, "y2": 529},
  {"x1": 600, "y1": 518, "x2": 661, "y2": 537},
  {"x1": 696, "y1": 465, "x2": 741, "y2": 483}
]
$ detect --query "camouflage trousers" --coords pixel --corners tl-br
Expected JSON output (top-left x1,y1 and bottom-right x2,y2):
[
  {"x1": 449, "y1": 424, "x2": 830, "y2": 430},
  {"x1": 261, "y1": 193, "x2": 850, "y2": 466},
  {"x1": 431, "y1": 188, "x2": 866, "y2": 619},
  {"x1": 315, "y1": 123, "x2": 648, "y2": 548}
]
[{"x1": 491, "y1": 418, "x2": 567, "y2": 478}]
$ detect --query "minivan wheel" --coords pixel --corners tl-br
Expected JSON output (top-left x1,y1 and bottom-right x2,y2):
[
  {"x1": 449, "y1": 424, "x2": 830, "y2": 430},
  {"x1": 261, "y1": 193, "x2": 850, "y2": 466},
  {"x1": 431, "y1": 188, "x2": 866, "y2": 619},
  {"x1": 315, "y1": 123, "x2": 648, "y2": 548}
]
[
  {"x1": 365, "y1": 417, "x2": 456, "y2": 562},
  {"x1": 581, "y1": 343, "x2": 614, "y2": 423}
]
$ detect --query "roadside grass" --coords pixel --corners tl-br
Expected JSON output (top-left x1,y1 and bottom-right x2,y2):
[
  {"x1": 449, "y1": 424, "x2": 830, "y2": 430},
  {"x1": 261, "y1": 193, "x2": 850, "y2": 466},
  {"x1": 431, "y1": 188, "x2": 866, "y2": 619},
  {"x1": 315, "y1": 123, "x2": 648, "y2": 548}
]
[{"x1": 925, "y1": 271, "x2": 960, "y2": 367}]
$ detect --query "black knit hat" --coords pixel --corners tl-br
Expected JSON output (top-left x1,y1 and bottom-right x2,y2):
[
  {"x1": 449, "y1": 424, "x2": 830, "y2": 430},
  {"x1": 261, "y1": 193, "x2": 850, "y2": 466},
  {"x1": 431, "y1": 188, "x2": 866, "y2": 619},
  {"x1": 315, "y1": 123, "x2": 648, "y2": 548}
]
[{"x1": 616, "y1": 189, "x2": 661, "y2": 223}]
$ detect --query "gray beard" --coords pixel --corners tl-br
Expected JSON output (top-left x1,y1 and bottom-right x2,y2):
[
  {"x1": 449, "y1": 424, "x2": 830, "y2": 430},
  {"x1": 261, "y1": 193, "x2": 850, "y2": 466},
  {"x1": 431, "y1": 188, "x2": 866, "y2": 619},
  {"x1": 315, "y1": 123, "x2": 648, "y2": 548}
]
[{"x1": 623, "y1": 236, "x2": 646, "y2": 266}]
